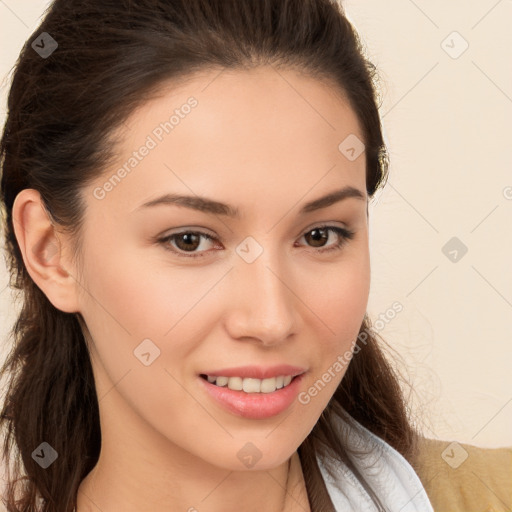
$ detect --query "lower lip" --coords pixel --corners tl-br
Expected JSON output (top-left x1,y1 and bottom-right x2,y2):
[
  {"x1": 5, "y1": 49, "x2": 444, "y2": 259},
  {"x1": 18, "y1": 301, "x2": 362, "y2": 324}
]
[{"x1": 199, "y1": 373, "x2": 306, "y2": 419}]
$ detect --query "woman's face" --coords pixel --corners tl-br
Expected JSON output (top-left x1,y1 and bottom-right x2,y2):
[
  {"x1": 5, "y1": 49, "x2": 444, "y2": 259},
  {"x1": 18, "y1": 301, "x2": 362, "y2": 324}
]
[{"x1": 74, "y1": 66, "x2": 370, "y2": 472}]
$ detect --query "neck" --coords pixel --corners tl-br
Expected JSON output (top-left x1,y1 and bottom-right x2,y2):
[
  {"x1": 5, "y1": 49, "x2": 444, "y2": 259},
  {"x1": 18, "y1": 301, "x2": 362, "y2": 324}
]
[{"x1": 76, "y1": 450, "x2": 309, "y2": 512}]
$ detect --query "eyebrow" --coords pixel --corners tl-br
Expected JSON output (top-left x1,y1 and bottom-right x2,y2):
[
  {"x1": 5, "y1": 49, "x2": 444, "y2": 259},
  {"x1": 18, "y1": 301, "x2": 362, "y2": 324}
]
[{"x1": 134, "y1": 185, "x2": 366, "y2": 217}]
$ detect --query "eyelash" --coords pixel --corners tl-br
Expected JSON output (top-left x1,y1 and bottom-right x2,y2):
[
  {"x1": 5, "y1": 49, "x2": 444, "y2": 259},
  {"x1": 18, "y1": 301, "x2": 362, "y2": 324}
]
[{"x1": 157, "y1": 225, "x2": 355, "y2": 259}]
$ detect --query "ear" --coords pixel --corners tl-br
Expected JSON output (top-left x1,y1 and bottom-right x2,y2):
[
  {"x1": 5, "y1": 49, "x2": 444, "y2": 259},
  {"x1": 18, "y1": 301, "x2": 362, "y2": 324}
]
[{"x1": 12, "y1": 188, "x2": 81, "y2": 313}]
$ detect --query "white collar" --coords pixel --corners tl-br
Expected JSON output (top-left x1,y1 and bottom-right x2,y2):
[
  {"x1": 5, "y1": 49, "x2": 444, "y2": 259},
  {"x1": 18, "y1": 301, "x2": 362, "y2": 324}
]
[{"x1": 316, "y1": 416, "x2": 434, "y2": 511}]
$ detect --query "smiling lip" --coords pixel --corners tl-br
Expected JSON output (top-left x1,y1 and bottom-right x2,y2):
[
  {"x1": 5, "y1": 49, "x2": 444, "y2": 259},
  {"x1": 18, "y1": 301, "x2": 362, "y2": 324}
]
[
  {"x1": 199, "y1": 372, "x2": 306, "y2": 419},
  {"x1": 199, "y1": 364, "x2": 307, "y2": 380}
]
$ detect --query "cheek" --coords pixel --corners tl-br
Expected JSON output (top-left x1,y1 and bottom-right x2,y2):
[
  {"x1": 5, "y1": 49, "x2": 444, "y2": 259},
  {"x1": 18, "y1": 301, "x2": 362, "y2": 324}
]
[
  {"x1": 310, "y1": 252, "x2": 370, "y2": 332},
  {"x1": 80, "y1": 237, "x2": 194, "y2": 333},
  {"x1": 295, "y1": 265, "x2": 369, "y2": 416},
  {"x1": 78, "y1": 241, "x2": 223, "y2": 380},
  {"x1": 305, "y1": 253, "x2": 370, "y2": 379},
  {"x1": 76, "y1": 247, "x2": 218, "y2": 435}
]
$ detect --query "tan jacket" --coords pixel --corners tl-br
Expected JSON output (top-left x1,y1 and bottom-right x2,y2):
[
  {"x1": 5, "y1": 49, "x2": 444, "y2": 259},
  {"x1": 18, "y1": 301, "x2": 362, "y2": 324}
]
[{"x1": 411, "y1": 436, "x2": 512, "y2": 512}]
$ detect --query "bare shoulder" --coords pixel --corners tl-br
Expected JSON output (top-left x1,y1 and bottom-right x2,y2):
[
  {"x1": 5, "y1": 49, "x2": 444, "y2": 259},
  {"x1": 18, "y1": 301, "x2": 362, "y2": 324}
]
[{"x1": 410, "y1": 436, "x2": 512, "y2": 512}]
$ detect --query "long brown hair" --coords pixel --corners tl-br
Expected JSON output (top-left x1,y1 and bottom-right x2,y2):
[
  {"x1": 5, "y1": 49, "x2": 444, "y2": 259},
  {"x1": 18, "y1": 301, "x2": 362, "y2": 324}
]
[{"x1": 0, "y1": 1, "x2": 422, "y2": 510}]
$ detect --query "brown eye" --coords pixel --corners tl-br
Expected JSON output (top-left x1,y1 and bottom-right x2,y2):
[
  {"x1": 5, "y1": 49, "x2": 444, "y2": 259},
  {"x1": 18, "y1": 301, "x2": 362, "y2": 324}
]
[
  {"x1": 173, "y1": 232, "x2": 202, "y2": 252},
  {"x1": 157, "y1": 225, "x2": 355, "y2": 259},
  {"x1": 299, "y1": 225, "x2": 355, "y2": 253},
  {"x1": 304, "y1": 227, "x2": 330, "y2": 248},
  {"x1": 159, "y1": 231, "x2": 217, "y2": 258}
]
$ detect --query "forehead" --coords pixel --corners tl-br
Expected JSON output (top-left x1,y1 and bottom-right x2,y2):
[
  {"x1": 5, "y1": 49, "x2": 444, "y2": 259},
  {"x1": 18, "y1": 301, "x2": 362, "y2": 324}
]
[
  {"x1": 88, "y1": 66, "x2": 367, "y2": 216},
  {"x1": 123, "y1": 65, "x2": 364, "y2": 146}
]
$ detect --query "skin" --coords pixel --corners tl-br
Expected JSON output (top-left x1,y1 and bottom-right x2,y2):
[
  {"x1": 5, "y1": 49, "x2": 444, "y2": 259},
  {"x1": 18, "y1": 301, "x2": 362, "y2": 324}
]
[{"x1": 13, "y1": 65, "x2": 370, "y2": 512}]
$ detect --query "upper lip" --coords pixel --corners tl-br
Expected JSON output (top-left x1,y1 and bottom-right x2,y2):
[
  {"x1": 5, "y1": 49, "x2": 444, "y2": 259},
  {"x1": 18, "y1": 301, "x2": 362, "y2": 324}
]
[{"x1": 200, "y1": 364, "x2": 307, "y2": 380}]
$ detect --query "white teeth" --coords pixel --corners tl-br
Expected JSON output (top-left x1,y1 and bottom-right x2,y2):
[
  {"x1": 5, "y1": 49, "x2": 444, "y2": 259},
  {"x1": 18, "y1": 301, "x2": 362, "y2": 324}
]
[
  {"x1": 243, "y1": 378, "x2": 261, "y2": 393},
  {"x1": 216, "y1": 376, "x2": 229, "y2": 387},
  {"x1": 204, "y1": 374, "x2": 297, "y2": 393},
  {"x1": 228, "y1": 376, "x2": 243, "y2": 391},
  {"x1": 260, "y1": 377, "x2": 276, "y2": 393}
]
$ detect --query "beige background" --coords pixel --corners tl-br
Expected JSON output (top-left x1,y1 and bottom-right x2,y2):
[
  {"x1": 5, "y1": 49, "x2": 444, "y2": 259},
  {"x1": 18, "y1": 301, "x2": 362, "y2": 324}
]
[{"x1": 0, "y1": 0, "x2": 511, "y2": 452}]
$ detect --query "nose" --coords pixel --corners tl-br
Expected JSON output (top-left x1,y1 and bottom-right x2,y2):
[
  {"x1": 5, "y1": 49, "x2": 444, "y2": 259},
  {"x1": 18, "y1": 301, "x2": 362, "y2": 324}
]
[{"x1": 223, "y1": 250, "x2": 298, "y2": 347}]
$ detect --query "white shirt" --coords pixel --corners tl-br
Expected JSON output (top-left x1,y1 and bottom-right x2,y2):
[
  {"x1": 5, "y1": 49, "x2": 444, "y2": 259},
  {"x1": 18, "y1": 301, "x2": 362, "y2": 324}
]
[{"x1": 317, "y1": 416, "x2": 435, "y2": 511}]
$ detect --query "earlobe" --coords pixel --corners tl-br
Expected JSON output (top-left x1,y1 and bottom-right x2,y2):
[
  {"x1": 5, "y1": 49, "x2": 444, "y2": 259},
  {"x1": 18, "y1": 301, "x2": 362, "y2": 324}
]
[{"x1": 12, "y1": 188, "x2": 81, "y2": 314}]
